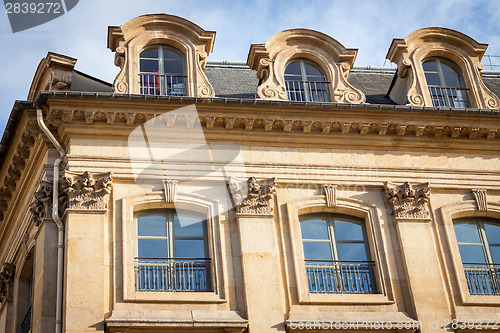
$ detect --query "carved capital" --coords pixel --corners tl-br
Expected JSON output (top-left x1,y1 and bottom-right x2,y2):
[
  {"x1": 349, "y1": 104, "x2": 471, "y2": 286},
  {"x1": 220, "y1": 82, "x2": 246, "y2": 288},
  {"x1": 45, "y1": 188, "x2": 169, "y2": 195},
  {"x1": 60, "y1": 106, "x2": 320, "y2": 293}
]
[
  {"x1": 471, "y1": 189, "x2": 487, "y2": 212},
  {"x1": 323, "y1": 185, "x2": 338, "y2": 208},
  {"x1": 0, "y1": 263, "x2": 15, "y2": 303},
  {"x1": 62, "y1": 171, "x2": 113, "y2": 211},
  {"x1": 230, "y1": 177, "x2": 277, "y2": 215},
  {"x1": 384, "y1": 182, "x2": 431, "y2": 220},
  {"x1": 29, "y1": 180, "x2": 53, "y2": 226}
]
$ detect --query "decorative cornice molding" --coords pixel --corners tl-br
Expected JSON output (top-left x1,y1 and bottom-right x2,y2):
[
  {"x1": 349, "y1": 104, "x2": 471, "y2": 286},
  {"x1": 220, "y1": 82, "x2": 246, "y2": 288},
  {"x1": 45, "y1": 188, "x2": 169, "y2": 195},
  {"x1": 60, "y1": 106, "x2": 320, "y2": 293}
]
[
  {"x1": 62, "y1": 171, "x2": 113, "y2": 211},
  {"x1": 323, "y1": 184, "x2": 337, "y2": 208},
  {"x1": 471, "y1": 189, "x2": 488, "y2": 211},
  {"x1": 0, "y1": 263, "x2": 15, "y2": 303},
  {"x1": 384, "y1": 181, "x2": 431, "y2": 220},
  {"x1": 230, "y1": 177, "x2": 277, "y2": 215}
]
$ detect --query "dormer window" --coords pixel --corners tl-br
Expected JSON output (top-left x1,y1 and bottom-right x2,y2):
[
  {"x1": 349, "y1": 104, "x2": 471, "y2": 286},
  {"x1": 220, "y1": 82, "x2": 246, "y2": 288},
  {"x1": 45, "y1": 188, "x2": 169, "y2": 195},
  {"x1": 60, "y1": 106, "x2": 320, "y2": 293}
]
[
  {"x1": 423, "y1": 57, "x2": 470, "y2": 108},
  {"x1": 284, "y1": 59, "x2": 331, "y2": 102},
  {"x1": 139, "y1": 45, "x2": 186, "y2": 96}
]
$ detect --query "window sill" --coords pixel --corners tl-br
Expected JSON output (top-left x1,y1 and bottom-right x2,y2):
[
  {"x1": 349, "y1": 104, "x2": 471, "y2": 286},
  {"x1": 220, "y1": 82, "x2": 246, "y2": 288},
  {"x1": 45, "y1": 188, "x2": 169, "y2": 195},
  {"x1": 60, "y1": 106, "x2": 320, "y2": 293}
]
[
  {"x1": 124, "y1": 290, "x2": 227, "y2": 303},
  {"x1": 299, "y1": 292, "x2": 394, "y2": 305}
]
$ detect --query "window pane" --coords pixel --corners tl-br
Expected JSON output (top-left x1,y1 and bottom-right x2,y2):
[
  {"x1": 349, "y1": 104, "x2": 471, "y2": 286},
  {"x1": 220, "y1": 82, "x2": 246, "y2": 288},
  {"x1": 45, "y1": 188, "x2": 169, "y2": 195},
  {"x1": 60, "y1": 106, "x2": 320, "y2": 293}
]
[
  {"x1": 138, "y1": 215, "x2": 167, "y2": 237},
  {"x1": 164, "y1": 60, "x2": 184, "y2": 75},
  {"x1": 140, "y1": 48, "x2": 159, "y2": 59},
  {"x1": 484, "y1": 222, "x2": 500, "y2": 244},
  {"x1": 163, "y1": 48, "x2": 183, "y2": 60},
  {"x1": 285, "y1": 62, "x2": 302, "y2": 75},
  {"x1": 337, "y1": 243, "x2": 368, "y2": 261},
  {"x1": 458, "y1": 245, "x2": 486, "y2": 263},
  {"x1": 490, "y1": 246, "x2": 500, "y2": 263},
  {"x1": 140, "y1": 59, "x2": 159, "y2": 73},
  {"x1": 442, "y1": 72, "x2": 461, "y2": 88},
  {"x1": 175, "y1": 239, "x2": 205, "y2": 258},
  {"x1": 300, "y1": 215, "x2": 329, "y2": 240},
  {"x1": 302, "y1": 242, "x2": 332, "y2": 261},
  {"x1": 334, "y1": 220, "x2": 364, "y2": 241},
  {"x1": 304, "y1": 63, "x2": 323, "y2": 77},
  {"x1": 423, "y1": 60, "x2": 438, "y2": 72},
  {"x1": 424, "y1": 72, "x2": 441, "y2": 86},
  {"x1": 454, "y1": 222, "x2": 481, "y2": 243},
  {"x1": 138, "y1": 239, "x2": 168, "y2": 258},
  {"x1": 174, "y1": 217, "x2": 204, "y2": 238}
]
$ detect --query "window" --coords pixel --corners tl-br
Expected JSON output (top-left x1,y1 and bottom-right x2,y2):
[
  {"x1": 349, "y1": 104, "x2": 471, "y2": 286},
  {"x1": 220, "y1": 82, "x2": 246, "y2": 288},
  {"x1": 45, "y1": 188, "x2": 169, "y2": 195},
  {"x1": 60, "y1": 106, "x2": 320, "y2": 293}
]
[
  {"x1": 135, "y1": 209, "x2": 211, "y2": 292},
  {"x1": 20, "y1": 274, "x2": 32, "y2": 333},
  {"x1": 284, "y1": 59, "x2": 331, "y2": 102},
  {"x1": 423, "y1": 57, "x2": 470, "y2": 107},
  {"x1": 454, "y1": 217, "x2": 500, "y2": 295},
  {"x1": 139, "y1": 45, "x2": 186, "y2": 96},
  {"x1": 300, "y1": 213, "x2": 377, "y2": 294}
]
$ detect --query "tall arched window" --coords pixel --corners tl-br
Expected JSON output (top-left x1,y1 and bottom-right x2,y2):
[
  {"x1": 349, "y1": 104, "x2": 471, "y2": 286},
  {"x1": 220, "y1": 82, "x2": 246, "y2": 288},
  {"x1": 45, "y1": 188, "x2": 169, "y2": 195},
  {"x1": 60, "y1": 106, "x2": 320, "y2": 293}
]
[
  {"x1": 285, "y1": 59, "x2": 331, "y2": 102},
  {"x1": 423, "y1": 57, "x2": 470, "y2": 107},
  {"x1": 139, "y1": 45, "x2": 186, "y2": 96},
  {"x1": 299, "y1": 213, "x2": 376, "y2": 294},
  {"x1": 454, "y1": 217, "x2": 500, "y2": 295},
  {"x1": 135, "y1": 209, "x2": 211, "y2": 292}
]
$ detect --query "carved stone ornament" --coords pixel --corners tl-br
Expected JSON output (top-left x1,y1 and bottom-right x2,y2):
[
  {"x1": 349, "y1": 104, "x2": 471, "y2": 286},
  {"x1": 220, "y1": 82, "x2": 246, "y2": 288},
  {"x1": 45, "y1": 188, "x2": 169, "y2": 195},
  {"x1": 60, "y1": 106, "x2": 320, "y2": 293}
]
[
  {"x1": 61, "y1": 171, "x2": 113, "y2": 211},
  {"x1": 324, "y1": 184, "x2": 338, "y2": 208},
  {"x1": 29, "y1": 180, "x2": 54, "y2": 226},
  {"x1": 229, "y1": 177, "x2": 277, "y2": 215},
  {"x1": 384, "y1": 182, "x2": 431, "y2": 220},
  {"x1": 0, "y1": 263, "x2": 15, "y2": 303},
  {"x1": 472, "y1": 189, "x2": 488, "y2": 212},
  {"x1": 247, "y1": 29, "x2": 365, "y2": 103},
  {"x1": 163, "y1": 180, "x2": 178, "y2": 203}
]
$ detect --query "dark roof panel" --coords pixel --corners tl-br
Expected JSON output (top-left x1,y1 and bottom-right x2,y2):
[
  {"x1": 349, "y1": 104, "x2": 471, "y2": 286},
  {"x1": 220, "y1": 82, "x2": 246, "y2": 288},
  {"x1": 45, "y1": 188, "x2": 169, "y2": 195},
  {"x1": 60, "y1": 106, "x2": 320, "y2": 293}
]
[{"x1": 205, "y1": 62, "x2": 258, "y2": 99}]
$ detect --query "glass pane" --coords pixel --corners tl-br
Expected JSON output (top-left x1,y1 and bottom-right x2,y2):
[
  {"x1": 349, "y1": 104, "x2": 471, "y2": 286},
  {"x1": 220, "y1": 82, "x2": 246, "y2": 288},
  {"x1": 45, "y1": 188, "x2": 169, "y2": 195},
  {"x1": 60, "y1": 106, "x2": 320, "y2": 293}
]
[
  {"x1": 138, "y1": 239, "x2": 168, "y2": 258},
  {"x1": 138, "y1": 215, "x2": 166, "y2": 237},
  {"x1": 490, "y1": 246, "x2": 500, "y2": 263},
  {"x1": 424, "y1": 72, "x2": 441, "y2": 86},
  {"x1": 174, "y1": 216, "x2": 204, "y2": 238},
  {"x1": 285, "y1": 62, "x2": 302, "y2": 75},
  {"x1": 302, "y1": 242, "x2": 332, "y2": 261},
  {"x1": 163, "y1": 48, "x2": 183, "y2": 60},
  {"x1": 442, "y1": 72, "x2": 461, "y2": 88},
  {"x1": 334, "y1": 219, "x2": 364, "y2": 241},
  {"x1": 337, "y1": 243, "x2": 368, "y2": 261},
  {"x1": 140, "y1": 59, "x2": 159, "y2": 73},
  {"x1": 304, "y1": 62, "x2": 323, "y2": 77},
  {"x1": 175, "y1": 239, "x2": 205, "y2": 258},
  {"x1": 423, "y1": 59, "x2": 438, "y2": 72},
  {"x1": 458, "y1": 245, "x2": 486, "y2": 263},
  {"x1": 484, "y1": 221, "x2": 500, "y2": 244},
  {"x1": 300, "y1": 215, "x2": 329, "y2": 240},
  {"x1": 454, "y1": 221, "x2": 481, "y2": 243},
  {"x1": 164, "y1": 60, "x2": 184, "y2": 75},
  {"x1": 140, "y1": 48, "x2": 159, "y2": 59}
]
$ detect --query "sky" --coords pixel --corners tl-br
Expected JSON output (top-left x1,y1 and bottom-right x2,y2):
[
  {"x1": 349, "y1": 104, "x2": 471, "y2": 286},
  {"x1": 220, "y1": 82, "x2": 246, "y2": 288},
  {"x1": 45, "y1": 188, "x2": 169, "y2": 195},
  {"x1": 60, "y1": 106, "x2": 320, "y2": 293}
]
[{"x1": 1, "y1": 0, "x2": 500, "y2": 134}]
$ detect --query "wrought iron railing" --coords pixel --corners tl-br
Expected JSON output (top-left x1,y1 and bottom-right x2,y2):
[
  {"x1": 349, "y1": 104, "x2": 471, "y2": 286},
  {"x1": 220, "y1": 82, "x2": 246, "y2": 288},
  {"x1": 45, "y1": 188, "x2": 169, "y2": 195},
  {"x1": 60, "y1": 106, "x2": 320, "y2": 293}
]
[
  {"x1": 135, "y1": 258, "x2": 211, "y2": 292},
  {"x1": 285, "y1": 80, "x2": 331, "y2": 102},
  {"x1": 305, "y1": 260, "x2": 377, "y2": 294},
  {"x1": 483, "y1": 55, "x2": 500, "y2": 70},
  {"x1": 21, "y1": 306, "x2": 31, "y2": 333},
  {"x1": 139, "y1": 74, "x2": 187, "y2": 96},
  {"x1": 463, "y1": 263, "x2": 500, "y2": 295},
  {"x1": 428, "y1": 86, "x2": 471, "y2": 108}
]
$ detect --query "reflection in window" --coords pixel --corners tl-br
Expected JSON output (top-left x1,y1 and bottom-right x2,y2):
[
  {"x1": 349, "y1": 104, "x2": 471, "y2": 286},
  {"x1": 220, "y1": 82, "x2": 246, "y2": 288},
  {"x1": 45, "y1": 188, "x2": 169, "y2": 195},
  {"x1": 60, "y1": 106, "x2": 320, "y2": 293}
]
[
  {"x1": 285, "y1": 59, "x2": 330, "y2": 102},
  {"x1": 300, "y1": 213, "x2": 377, "y2": 294},
  {"x1": 135, "y1": 209, "x2": 211, "y2": 292},
  {"x1": 139, "y1": 45, "x2": 186, "y2": 96},
  {"x1": 454, "y1": 217, "x2": 500, "y2": 295},
  {"x1": 423, "y1": 57, "x2": 470, "y2": 107}
]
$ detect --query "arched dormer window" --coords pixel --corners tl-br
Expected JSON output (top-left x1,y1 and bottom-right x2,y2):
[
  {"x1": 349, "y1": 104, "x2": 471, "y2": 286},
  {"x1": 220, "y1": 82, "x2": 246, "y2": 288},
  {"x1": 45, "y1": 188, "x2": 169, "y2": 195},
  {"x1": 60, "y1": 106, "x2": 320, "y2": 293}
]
[
  {"x1": 423, "y1": 57, "x2": 470, "y2": 108},
  {"x1": 284, "y1": 59, "x2": 330, "y2": 102},
  {"x1": 300, "y1": 213, "x2": 377, "y2": 294},
  {"x1": 139, "y1": 45, "x2": 186, "y2": 96}
]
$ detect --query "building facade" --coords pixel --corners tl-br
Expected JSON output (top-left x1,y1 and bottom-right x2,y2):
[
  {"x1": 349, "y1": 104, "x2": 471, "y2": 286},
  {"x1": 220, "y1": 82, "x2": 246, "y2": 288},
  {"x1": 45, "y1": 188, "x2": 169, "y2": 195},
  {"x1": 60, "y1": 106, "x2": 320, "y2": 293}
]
[{"x1": 0, "y1": 14, "x2": 500, "y2": 333}]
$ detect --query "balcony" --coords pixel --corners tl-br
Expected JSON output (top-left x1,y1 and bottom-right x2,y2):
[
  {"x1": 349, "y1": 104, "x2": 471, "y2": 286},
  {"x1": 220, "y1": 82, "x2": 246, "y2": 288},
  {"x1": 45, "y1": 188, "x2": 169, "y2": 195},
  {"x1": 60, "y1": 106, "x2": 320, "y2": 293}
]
[
  {"x1": 285, "y1": 80, "x2": 331, "y2": 102},
  {"x1": 428, "y1": 86, "x2": 471, "y2": 108},
  {"x1": 139, "y1": 74, "x2": 186, "y2": 96},
  {"x1": 135, "y1": 258, "x2": 211, "y2": 292},
  {"x1": 463, "y1": 263, "x2": 500, "y2": 295},
  {"x1": 305, "y1": 260, "x2": 377, "y2": 294}
]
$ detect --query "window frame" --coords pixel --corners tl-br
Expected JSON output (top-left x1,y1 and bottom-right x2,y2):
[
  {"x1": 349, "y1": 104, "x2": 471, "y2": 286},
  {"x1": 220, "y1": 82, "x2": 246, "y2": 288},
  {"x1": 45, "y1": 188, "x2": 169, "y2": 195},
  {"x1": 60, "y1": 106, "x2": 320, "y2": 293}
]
[
  {"x1": 286, "y1": 196, "x2": 394, "y2": 305},
  {"x1": 138, "y1": 44, "x2": 187, "y2": 96},
  {"x1": 284, "y1": 58, "x2": 331, "y2": 102},
  {"x1": 121, "y1": 192, "x2": 227, "y2": 303}
]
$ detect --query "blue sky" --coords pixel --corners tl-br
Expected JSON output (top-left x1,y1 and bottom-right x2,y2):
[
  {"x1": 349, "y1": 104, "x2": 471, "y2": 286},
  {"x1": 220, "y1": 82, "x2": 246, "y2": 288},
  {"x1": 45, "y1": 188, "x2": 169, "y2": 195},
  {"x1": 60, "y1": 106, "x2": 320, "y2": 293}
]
[{"x1": 1, "y1": 0, "x2": 500, "y2": 134}]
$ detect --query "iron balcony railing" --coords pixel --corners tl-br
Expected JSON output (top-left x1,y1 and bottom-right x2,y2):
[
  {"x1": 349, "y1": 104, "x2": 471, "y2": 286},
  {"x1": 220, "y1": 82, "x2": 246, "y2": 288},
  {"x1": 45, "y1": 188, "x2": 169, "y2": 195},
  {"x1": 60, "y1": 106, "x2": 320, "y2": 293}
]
[
  {"x1": 463, "y1": 263, "x2": 500, "y2": 295},
  {"x1": 139, "y1": 74, "x2": 187, "y2": 96},
  {"x1": 285, "y1": 80, "x2": 331, "y2": 102},
  {"x1": 428, "y1": 86, "x2": 471, "y2": 108},
  {"x1": 21, "y1": 306, "x2": 31, "y2": 333},
  {"x1": 305, "y1": 260, "x2": 377, "y2": 294},
  {"x1": 135, "y1": 258, "x2": 211, "y2": 292}
]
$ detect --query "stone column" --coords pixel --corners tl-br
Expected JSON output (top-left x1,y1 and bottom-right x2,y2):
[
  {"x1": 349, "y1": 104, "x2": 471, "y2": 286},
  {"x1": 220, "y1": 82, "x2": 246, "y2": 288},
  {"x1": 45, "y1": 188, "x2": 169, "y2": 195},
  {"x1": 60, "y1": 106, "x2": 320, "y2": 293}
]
[
  {"x1": 232, "y1": 178, "x2": 285, "y2": 333},
  {"x1": 384, "y1": 182, "x2": 450, "y2": 333}
]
